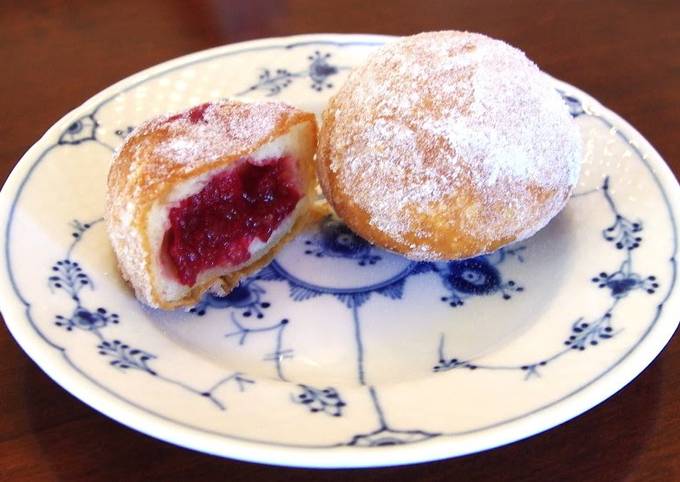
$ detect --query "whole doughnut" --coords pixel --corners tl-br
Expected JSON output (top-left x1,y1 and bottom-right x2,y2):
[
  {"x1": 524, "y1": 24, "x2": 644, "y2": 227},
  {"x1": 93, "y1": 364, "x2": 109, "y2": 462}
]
[{"x1": 316, "y1": 31, "x2": 582, "y2": 260}]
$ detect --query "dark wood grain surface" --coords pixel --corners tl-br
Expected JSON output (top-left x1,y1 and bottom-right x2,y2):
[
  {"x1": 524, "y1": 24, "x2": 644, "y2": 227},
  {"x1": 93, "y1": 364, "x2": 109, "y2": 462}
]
[{"x1": 1, "y1": 1, "x2": 679, "y2": 480}]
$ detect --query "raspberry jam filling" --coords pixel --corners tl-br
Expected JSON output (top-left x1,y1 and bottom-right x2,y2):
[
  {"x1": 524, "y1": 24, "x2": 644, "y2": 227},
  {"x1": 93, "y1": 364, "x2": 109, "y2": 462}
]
[
  {"x1": 163, "y1": 156, "x2": 302, "y2": 286},
  {"x1": 165, "y1": 102, "x2": 210, "y2": 125}
]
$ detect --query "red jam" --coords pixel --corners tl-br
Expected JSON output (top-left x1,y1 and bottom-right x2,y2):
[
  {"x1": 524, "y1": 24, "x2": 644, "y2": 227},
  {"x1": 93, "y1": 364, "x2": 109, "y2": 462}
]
[
  {"x1": 163, "y1": 156, "x2": 301, "y2": 286},
  {"x1": 165, "y1": 102, "x2": 211, "y2": 124}
]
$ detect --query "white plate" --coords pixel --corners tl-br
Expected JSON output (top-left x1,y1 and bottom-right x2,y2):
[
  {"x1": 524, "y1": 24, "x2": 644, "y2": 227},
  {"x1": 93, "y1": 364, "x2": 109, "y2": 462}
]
[{"x1": 1, "y1": 34, "x2": 679, "y2": 468}]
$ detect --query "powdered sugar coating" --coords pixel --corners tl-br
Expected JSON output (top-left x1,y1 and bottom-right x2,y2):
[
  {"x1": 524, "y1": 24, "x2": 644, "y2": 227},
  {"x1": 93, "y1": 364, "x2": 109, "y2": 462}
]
[
  {"x1": 317, "y1": 31, "x2": 582, "y2": 259},
  {"x1": 142, "y1": 101, "x2": 300, "y2": 171}
]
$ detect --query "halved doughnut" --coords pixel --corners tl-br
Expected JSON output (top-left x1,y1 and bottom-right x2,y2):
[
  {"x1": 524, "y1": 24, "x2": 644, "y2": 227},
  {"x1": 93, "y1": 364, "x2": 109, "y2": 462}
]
[{"x1": 106, "y1": 100, "x2": 317, "y2": 309}]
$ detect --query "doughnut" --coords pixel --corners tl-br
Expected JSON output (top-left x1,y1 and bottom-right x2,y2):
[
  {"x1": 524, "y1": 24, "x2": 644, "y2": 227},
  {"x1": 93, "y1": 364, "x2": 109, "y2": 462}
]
[
  {"x1": 106, "y1": 100, "x2": 317, "y2": 309},
  {"x1": 317, "y1": 31, "x2": 582, "y2": 260}
]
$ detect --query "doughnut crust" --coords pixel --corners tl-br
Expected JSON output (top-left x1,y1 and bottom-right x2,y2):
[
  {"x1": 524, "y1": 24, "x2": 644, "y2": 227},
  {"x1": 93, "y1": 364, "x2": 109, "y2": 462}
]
[
  {"x1": 317, "y1": 31, "x2": 582, "y2": 260},
  {"x1": 106, "y1": 100, "x2": 317, "y2": 309}
]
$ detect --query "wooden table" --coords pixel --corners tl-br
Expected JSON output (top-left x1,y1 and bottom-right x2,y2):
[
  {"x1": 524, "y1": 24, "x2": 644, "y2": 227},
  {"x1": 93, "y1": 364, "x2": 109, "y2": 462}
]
[{"x1": 1, "y1": 1, "x2": 678, "y2": 480}]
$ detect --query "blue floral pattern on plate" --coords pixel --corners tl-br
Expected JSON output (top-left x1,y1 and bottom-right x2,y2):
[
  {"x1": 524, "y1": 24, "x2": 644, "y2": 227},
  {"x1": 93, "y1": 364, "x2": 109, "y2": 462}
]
[
  {"x1": 236, "y1": 50, "x2": 343, "y2": 96},
  {"x1": 435, "y1": 177, "x2": 658, "y2": 379}
]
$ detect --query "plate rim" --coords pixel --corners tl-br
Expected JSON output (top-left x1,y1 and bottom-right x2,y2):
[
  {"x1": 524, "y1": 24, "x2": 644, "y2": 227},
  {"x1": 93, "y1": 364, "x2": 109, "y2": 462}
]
[{"x1": 1, "y1": 33, "x2": 679, "y2": 468}]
